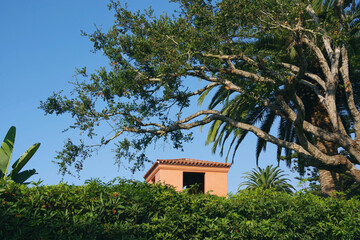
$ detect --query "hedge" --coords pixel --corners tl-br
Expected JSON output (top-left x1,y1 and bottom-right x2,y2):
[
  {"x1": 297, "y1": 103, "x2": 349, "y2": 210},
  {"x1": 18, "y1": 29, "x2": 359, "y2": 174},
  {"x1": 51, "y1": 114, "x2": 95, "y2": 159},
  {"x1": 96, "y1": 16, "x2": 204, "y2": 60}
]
[{"x1": 1, "y1": 178, "x2": 360, "y2": 239}]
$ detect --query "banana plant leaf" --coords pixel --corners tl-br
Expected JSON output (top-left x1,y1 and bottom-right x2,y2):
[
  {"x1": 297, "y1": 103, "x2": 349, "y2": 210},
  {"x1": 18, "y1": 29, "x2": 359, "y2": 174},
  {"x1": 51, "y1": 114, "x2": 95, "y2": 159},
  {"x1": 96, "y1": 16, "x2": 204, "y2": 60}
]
[
  {"x1": 10, "y1": 143, "x2": 40, "y2": 178},
  {"x1": 12, "y1": 169, "x2": 37, "y2": 184},
  {"x1": 0, "y1": 126, "x2": 15, "y2": 178}
]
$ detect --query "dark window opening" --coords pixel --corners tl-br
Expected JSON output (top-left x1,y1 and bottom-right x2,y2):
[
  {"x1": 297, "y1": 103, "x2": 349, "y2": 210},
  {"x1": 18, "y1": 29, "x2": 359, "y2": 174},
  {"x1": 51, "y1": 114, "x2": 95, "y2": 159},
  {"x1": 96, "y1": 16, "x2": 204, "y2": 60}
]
[{"x1": 183, "y1": 172, "x2": 204, "y2": 194}]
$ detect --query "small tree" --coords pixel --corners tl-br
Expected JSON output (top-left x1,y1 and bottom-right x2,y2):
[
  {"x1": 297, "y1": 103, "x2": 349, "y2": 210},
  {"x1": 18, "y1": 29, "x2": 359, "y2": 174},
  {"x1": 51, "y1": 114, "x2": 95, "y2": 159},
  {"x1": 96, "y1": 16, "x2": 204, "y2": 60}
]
[{"x1": 239, "y1": 165, "x2": 295, "y2": 193}]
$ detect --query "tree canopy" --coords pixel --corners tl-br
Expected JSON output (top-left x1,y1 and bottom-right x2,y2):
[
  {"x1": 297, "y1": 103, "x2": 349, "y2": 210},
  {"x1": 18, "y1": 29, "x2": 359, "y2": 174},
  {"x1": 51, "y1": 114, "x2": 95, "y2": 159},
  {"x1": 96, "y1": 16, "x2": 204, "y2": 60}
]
[{"x1": 41, "y1": 0, "x2": 360, "y2": 194}]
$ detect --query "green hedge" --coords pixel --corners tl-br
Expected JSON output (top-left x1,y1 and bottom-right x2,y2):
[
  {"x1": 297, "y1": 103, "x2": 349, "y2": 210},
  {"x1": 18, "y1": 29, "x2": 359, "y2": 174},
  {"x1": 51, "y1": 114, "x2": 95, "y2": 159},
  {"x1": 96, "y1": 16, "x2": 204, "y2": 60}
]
[{"x1": 1, "y1": 179, "x2": 360, "y2": 239}]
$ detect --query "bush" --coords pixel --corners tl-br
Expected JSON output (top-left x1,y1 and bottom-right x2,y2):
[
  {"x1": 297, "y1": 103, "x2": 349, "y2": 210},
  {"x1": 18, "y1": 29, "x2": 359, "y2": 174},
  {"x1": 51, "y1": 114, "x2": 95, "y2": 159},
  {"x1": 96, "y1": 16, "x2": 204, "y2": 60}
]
[{"x1": 1, "y1": 179, "x2": 360, "y2": 239}]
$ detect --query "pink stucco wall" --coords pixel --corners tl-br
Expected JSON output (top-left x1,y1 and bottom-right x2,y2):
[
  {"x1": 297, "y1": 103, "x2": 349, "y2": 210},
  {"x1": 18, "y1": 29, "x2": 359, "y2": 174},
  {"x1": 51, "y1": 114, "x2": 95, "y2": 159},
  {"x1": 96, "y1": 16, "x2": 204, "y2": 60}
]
[
  {"x1": 145, "y1": 163, "x2": 230, "y2": 197},
  {"x1": 204, "y1": 172, "x2": 228, "y2": 196},
  {"x1": 155, "y1": 169, "x2": 183, "y2": 191}
]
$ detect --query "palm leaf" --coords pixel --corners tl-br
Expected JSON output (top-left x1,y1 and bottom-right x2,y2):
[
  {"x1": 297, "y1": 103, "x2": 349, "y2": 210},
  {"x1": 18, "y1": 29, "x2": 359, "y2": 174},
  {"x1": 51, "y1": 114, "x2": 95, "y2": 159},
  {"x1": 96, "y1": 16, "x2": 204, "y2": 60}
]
[
  {"x1": 239, "y1": 165, "x2": 294, "y2": 193},
  {"x1": 255, "y1": 110, "x2": 276, "y2": 167}
]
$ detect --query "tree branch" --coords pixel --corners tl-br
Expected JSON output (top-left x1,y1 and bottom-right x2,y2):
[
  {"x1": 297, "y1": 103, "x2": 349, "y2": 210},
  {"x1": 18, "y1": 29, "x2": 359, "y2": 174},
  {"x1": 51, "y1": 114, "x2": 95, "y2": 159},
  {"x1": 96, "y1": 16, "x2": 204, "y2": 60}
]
[
  {"x1": 302, "y1": 36, "x2": 344, "y2": 133},
  {"x1": 305, "y1": 4, "x2": 319, "y2": 24},
  {"x1": 280, "y1": 62, "x2": 326, "y2": 90},
  {"x1": 302, "y1": 37, "x2": 333, "y2": 83},
  {"x1": 187, "y1": 70, "x2": 285, "y2": 117},
  {"x1": 340, "y1": 45, "x2": 360, "y2": 139},
  {"x1": 201, "y1": 53, "x2": 257, "y2": 67}
]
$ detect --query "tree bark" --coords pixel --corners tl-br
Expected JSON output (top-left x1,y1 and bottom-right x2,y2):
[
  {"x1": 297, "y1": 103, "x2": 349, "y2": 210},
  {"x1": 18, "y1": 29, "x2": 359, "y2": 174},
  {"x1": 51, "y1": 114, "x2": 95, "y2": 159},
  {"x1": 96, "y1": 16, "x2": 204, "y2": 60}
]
[
  {"x1": 311, "y1": 102, "x2": 341, "y2": 196},
  {"x1": 318, "y1": 169, "x2": 341, "y2": 196}
]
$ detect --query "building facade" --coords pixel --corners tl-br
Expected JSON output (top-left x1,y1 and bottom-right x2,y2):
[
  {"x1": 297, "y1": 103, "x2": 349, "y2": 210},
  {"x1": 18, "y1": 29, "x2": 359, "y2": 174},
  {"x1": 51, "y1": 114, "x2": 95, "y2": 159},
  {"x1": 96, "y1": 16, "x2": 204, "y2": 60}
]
[{"x1": 143, "y1": 158, "x2": 231, "y2": 197}]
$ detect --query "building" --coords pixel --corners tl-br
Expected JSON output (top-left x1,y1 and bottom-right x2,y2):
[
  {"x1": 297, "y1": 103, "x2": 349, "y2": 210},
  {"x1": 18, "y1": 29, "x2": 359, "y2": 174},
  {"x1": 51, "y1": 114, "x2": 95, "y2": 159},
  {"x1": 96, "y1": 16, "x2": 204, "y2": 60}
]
[{"x1": 143, "y1": 158, "x2": 231, "y2": 197}]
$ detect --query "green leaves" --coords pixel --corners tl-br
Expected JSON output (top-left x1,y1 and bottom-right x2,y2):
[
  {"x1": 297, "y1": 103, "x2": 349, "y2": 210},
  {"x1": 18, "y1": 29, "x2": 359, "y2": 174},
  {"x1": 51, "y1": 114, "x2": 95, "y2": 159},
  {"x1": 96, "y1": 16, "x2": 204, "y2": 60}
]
[
  {"x1": 40, "y1": 0, "x2": 360, "y2": 195},
  {"x1": 0, "y1": 126, "x2": 39, "y2": 183},
  {"x1": 1, "y1": 180, "x2": 360, "y2": 239},
  {"x1": 10, "y1": 143, "x2": 40, "y2": 180},
  {"x1": 11, "y1": 169, "x2": 37, "y2": 184},
  {"x1": 0, "y1": 126, "x2": 15, "y2": 178},
  {"x1": 239, "y1": 165, "x2": 295, "y2": 193}
]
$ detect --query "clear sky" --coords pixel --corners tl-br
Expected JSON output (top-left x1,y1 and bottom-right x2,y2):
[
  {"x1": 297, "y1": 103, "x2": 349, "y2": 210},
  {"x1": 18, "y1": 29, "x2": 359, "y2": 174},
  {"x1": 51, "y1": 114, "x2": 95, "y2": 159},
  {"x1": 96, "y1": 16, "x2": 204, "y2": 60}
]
[{"x1": 1, "y1": 0, "x2": 300, "y2": 193}]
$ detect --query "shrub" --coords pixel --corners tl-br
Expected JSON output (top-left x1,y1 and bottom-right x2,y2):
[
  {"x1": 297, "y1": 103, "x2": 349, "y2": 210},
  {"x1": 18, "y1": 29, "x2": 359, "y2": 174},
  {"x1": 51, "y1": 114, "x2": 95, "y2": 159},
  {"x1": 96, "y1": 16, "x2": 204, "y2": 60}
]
[{"x1": 1, "y1": 179, "x2": 360, "y2": 239}]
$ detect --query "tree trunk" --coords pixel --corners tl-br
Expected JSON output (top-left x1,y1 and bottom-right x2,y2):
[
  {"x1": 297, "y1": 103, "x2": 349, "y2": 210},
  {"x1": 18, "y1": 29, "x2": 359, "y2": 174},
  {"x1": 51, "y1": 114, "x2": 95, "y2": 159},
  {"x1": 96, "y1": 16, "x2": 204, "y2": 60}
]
[
  {"x1": 311, "y1": 102, "x2": 341, "y2": 197},
  {"x1": 318, "y1": 169, "x2": 341, "y2": 196}
]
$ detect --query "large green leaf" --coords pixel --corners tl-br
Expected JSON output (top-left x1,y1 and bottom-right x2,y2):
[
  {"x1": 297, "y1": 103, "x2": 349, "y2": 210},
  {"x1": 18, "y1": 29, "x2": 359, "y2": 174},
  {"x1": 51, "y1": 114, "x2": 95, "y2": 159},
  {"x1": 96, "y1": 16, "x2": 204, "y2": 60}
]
[
  {"x1": 0, "y1": 126, "x2": 16, "y2": 178},
  {"x1": 9, "y1": 143, "x2": 40, "y2": 178},
  {"x1": 12, "y1": 169, "x2": 37, "y2": 184}
]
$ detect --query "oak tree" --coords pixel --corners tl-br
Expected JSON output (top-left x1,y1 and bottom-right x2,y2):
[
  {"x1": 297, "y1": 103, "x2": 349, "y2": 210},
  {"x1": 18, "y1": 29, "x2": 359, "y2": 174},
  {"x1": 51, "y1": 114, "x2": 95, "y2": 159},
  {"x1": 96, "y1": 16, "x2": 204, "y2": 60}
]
[{"x1": 41, "y1": 0, "x2": 360, "y2": 195}]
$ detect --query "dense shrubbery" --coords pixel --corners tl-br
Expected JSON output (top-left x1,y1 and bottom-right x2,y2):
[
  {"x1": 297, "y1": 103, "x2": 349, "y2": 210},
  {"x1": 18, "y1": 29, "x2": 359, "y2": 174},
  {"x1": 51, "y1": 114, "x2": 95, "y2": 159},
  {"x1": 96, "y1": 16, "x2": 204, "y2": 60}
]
[{"x1": 1, "y1": 179, "x2": 360, "y2": 239}]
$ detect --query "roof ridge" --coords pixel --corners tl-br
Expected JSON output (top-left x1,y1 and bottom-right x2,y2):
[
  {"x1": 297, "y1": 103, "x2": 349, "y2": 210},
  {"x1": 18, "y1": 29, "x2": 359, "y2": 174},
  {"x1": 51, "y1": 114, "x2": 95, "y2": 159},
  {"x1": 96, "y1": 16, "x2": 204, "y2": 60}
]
[
  {"x1": 157, "y1": 158, "x2": 231, "y2": 166},
  {"x1": 144, "y1": 158, "x2": 231, "y2": 179}
]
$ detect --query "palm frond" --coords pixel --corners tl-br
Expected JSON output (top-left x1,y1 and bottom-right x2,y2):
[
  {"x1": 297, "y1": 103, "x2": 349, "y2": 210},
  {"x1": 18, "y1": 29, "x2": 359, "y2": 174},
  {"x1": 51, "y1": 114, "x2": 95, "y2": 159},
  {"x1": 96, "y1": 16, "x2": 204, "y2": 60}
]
[
  {"x1": 255, "y1": 110, "x2": 276, "y2": 167},
  {"x1": 239, "y1": 165, "x2": 295, "y2": 193}
]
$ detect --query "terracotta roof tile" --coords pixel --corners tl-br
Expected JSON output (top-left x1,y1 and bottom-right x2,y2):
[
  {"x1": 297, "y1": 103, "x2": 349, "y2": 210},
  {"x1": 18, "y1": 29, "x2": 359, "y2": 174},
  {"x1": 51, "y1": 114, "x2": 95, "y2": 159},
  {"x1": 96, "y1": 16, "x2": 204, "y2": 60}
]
[
  {"x1": 143, "y1": 158, "x2": 231, "y2": 179},
  {"x1": 157, "y1": 158, "x2": 231, "y2": 167}
]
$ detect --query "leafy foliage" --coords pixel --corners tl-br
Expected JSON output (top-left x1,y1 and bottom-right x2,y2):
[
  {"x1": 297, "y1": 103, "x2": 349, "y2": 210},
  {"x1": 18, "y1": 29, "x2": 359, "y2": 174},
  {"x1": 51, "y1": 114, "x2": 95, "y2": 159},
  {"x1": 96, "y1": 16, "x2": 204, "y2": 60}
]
[
  {"x1": 239, "y1": 165, "x2": 295, "y2": 193},
  {"x1": 40, "y1": 0, "x2": 360, "y2": 193},
  {"x1": 1, "y1": 179, "x2": 360, "y2": 239},
  {"x1": 203, "y1": 0, "x2": 360, "y2": 171},
  {"x1": 0, "y1": 126, "x2": 40, "y2": 184}
]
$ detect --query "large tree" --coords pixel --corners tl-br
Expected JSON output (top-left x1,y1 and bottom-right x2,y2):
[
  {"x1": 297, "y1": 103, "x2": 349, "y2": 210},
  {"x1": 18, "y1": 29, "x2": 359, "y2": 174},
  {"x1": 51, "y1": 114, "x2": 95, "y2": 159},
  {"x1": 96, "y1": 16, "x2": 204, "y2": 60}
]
[
  {"x1": 41, "y1": 0, "x2": 360, "y2": 195},
  {"x1": 204, "y1": 0, "x2": 360, "y2": 195}
]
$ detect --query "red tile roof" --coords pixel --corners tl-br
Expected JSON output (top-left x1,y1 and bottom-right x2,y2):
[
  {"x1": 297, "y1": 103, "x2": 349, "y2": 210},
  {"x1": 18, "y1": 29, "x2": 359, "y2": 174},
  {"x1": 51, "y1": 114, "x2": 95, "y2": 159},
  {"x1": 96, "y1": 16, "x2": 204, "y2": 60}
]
[
  {"x1": 143, "y1": 158, "x2": 231, "y2": 179},
  {"x1": 157, "y1": 158, "x2": 231, "y2": 167}
]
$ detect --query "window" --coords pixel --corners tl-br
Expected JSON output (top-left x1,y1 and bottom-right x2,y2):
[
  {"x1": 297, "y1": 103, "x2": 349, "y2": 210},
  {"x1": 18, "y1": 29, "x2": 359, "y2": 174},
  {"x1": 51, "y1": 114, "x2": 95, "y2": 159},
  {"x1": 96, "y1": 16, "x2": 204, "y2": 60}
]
[{"x1": 183, "y1": 172, "x2": 204, "y2": 194}]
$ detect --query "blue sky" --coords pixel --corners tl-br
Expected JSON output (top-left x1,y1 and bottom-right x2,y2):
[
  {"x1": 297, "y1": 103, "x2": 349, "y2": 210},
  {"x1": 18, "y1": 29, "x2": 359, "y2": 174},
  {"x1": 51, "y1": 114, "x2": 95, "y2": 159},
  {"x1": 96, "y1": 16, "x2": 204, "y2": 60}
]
[{"x1": 1, "y1": 0, "x2": 301, "y2": 193}]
